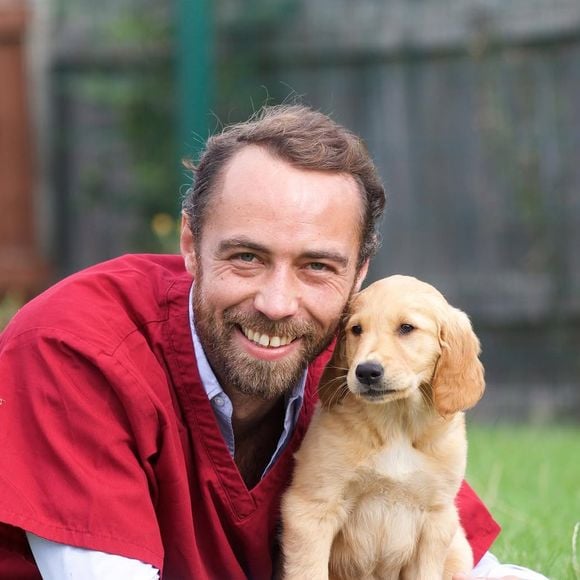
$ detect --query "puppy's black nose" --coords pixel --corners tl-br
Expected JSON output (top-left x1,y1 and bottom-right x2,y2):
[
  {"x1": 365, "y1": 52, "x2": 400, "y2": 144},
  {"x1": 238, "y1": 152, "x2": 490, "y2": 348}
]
[{"x1": 355, "y1": 361, "x2": 384, "y2": 385}]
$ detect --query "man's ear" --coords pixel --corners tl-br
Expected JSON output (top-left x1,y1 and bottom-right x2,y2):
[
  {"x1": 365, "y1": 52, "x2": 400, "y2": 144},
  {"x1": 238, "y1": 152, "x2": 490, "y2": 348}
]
[
  {"x1": 354, "y1": 259, "x2": 370, "y2": 292},
  {"x1": 180, "y1": 213, "x2": 197, "y2": 274}
]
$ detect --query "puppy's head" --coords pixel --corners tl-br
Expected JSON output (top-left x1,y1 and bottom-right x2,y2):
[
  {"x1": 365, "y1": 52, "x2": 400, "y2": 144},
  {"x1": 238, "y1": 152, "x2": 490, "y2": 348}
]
[{"x1": 318, "y1": 275, "x2": 485, "y2": 416}]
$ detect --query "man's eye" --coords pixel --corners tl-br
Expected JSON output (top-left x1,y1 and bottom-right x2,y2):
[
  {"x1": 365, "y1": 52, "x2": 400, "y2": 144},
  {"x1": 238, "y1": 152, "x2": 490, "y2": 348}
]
[
  {"x1": 308, "y1": 262, "x2": 328, "y2": 272},
  {"x1": 237, "y1": 253, "x2": 256, "y2": 262}
]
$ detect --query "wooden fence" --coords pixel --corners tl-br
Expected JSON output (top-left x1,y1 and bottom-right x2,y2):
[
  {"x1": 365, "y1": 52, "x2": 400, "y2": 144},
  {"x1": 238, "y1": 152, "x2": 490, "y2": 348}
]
[
  {"x1": 47, "y1": 0, "x2": 580, "y2": 420},
  {"x1": 214, "y1": 0, "x2": 580, "y2": 421}
]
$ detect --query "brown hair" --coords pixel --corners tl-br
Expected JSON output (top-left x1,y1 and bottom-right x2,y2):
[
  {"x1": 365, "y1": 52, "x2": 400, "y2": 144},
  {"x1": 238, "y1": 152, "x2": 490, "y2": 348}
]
[{"x1": 182, "y1": 104, "x2": 386, "y2": 268}]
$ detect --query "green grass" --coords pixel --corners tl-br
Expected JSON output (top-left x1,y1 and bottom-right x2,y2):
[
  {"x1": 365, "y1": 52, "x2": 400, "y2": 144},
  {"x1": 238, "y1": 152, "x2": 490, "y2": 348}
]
[{"x1": 466, "y1": 423, "x2": 580, "y2": 579}]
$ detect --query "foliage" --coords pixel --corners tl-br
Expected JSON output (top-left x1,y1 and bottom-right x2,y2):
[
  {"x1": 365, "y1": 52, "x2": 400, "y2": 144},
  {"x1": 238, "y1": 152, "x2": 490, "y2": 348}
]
[
  {"x1": 0, "y1": 293, "x2": 23, "y2": 331},
  {"x1": 55, "y1": 0, "x2": 180, "y2": 254},
  {"x1": 215, "y1": 0, "x2": 299, "y2": 122},
  {"x1": 467, "y1": 423, "x2": 580, "y2": 579}
]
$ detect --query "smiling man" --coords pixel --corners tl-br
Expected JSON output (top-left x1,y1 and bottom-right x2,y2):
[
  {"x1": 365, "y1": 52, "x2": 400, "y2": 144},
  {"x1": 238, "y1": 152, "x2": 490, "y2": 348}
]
[
  {"x1": 0, "y1": 105, "x2": 546, "y2": 579},
  {"x1": 182, "y1": 145, "x2": 368, "y2": 489}
]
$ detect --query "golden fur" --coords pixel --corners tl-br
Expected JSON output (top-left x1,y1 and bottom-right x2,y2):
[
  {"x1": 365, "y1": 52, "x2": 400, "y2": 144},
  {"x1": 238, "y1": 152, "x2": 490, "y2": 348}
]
[{"x1": 281, "y1": 275, "x2": 485, "y2": 580}]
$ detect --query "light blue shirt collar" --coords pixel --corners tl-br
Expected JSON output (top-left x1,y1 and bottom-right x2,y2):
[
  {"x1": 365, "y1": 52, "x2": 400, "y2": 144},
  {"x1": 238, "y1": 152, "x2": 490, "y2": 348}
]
[{"x1": 188, "y1": 285, "x2": 306, "y2": 474}]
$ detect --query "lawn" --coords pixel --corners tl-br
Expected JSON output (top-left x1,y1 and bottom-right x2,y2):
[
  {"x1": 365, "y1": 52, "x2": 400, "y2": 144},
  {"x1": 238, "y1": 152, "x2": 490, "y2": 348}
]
[{"x1": 466, "y1": 423, "x2": 580, "y2": 579}]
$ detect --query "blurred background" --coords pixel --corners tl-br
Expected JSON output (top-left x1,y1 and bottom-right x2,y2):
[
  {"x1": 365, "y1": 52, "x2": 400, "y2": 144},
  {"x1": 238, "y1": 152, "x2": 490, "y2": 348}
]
[{"x1": 1, "y1": 0, "x2": 579, "y2": 422}]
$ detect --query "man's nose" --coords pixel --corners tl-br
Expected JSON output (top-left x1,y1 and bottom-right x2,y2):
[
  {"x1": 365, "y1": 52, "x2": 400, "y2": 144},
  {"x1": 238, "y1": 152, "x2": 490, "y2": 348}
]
[{"x1": 253, "y1": 268, "x2": 300, "y2": 320}]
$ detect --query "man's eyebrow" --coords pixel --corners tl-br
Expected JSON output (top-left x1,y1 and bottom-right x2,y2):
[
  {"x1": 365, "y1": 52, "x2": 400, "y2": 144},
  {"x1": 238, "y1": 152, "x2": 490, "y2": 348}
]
[
  {"x1": 301, "y1": 250, "x2": 350, "y2": 268},
  {"x1": 217, "y1": 238, "x2": 269, "y2": 254},
  {"x1": 217, "y1": 238, "x2": 350, "y2": 267}
]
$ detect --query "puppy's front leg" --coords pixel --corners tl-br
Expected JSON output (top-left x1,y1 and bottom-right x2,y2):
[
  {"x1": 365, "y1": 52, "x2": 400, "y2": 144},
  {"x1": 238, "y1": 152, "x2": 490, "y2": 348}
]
[
  {"x1": 281, "y1": 492, "x2": 347, "y2": 580},
  {"x1": 401, "y1": 507, "x2": 459, "y2": 580}
]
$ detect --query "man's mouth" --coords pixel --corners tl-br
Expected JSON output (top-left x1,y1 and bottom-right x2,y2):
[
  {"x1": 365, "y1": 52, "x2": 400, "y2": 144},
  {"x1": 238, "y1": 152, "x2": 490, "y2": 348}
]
[{"x1": 241, "y1": 326, "x2": 296, "y2": 348}]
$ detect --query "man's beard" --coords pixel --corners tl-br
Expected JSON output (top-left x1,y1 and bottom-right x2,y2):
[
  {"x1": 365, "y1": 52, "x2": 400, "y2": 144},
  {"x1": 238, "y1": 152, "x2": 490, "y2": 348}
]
[{"x1": 192, "y1": 287, "x2": 343, "y2": 401}]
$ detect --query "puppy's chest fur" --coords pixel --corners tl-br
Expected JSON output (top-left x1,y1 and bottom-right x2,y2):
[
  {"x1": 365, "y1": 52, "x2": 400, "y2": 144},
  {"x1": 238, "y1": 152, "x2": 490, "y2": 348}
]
[
  {"x1": 303, "y1": 406, "x2": 466, "y2": 576},
  {"x1": 329, "y1": 402, "x2": 465, "y2": 505},
  {"x1": 352, "y1": 435, "x2": 442, "y2": 506},
  {"x1": 339, "y1": 427, "x2": 459, "y2": 539}
]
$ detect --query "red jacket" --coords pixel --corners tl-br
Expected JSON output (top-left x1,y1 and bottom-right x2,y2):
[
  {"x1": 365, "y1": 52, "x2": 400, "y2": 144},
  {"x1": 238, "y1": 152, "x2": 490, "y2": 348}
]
[{"x1": 0, "y1": 254, "x2": 499, "y2": 579}]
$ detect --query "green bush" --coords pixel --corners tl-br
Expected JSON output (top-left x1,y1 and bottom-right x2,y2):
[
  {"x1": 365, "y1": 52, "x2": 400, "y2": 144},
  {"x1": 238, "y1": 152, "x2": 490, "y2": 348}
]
[{"x1": 0, "y1": 293, "x2": 22, "y2": 331}]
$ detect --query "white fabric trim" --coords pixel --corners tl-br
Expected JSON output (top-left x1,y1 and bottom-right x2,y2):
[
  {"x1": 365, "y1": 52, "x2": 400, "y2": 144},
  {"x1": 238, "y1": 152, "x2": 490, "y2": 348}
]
[
  {"x1": 473, "y1": 551, "x2": 549, "y2": 579},
  {"x1": 27, "y1": 533, "x2": 159, "y2": 580},
  {"x1": 27, "y1": 533, "x2": 548, "y2": 580}
]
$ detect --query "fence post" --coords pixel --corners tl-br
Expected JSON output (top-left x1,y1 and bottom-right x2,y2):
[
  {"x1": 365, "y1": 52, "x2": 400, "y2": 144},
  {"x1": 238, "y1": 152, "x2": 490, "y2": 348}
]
[
  {"x1": 0, "y1": 0, "x2": 47, "y2": 296},
  {"x1": 176, "y1": 0, "x2": 213, "y2": 161}
]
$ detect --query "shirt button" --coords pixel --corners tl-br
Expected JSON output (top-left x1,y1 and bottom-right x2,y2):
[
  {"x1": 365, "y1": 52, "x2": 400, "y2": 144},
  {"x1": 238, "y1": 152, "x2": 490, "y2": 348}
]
[{"x1": 214, "y1": 395, "x2": 225, "y2": 407}]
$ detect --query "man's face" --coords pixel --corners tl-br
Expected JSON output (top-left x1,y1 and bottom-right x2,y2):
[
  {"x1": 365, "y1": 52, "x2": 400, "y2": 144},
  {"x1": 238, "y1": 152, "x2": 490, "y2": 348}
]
[{"x1": 181, "y1": 145, "x2": 368, "y2": 400}]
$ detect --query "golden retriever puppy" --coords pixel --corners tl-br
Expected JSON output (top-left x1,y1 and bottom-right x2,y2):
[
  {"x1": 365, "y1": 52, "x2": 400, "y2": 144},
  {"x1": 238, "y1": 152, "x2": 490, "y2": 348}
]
[{"x1": 282, "y1": 275, "x2": 485, "y2": 580}]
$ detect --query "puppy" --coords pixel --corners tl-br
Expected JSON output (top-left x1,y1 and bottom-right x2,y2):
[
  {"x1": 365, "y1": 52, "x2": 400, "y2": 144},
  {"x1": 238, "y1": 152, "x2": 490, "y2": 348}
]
[{"x1": 282, "y1": 275, "x2": 485, "y2": 580}]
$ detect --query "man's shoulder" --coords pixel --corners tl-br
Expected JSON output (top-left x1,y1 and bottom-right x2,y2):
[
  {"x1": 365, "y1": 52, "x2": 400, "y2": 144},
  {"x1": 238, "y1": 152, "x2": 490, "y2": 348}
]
[
  {"x1": 1, "y1": 254, "x2": 191, "y2": 352},
  {"x1": 74, "y1": 253, "x2": 187, "y2": 287}
]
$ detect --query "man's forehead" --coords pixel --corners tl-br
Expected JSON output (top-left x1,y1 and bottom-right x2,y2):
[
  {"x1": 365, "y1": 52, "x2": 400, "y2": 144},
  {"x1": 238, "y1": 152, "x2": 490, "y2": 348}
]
[
  {"x1": 196, "y1": 145, "x2": 365, "y2": 261},
  {"x1": 216, "y1": 145, "x2": 361, "y2": 205}
]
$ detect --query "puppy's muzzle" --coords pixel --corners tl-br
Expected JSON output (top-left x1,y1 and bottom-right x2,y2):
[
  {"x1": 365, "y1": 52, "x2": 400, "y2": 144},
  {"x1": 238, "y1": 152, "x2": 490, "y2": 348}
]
[
  {"x1": 355, "y1": 361, "x2": 384, "y2": 386},
  {"x1": 354, "y1": 361, "x2": 397, "y2": 400}
]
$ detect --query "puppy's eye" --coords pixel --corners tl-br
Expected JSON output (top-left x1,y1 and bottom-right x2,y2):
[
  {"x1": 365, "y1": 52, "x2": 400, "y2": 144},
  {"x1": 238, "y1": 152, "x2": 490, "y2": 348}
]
[
  {"x1": 351, "y1": 324, "x2": 363, "y2": 336},
  {"x1": 399, "y1": 323, "x2": 415, "y2": 335}
]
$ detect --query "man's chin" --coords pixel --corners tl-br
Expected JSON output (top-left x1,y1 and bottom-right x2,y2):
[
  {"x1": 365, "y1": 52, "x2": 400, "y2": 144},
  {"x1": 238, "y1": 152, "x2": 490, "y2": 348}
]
[
  {"x1": 223, "y1": 354, "x2": 307, "y2": 400},
  {"x1": 198, "y1": 321, "x2": 334, "y2": 399}
]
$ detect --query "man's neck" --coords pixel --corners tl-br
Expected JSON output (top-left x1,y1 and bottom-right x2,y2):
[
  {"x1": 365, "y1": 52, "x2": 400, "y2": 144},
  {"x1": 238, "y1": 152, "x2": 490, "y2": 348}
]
[
  {"x1": 226, "y1": 388, "x2": 282, "y2": 435},
  {"x1": 225, "y1": 388, "x2": 287, "y2": 489}
]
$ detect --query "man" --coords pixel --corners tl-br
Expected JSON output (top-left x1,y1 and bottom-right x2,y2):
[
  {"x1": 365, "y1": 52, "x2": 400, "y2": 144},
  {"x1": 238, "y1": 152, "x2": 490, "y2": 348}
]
[{"x1": 0, "y1": 105, "x2": 546, "y2": 579}]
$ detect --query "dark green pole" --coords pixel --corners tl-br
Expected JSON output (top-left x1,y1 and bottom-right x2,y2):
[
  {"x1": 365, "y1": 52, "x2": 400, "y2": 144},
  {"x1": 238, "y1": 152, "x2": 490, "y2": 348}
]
[{"x1": 176, "y1": 0, "x2": 213, "y2": 162}]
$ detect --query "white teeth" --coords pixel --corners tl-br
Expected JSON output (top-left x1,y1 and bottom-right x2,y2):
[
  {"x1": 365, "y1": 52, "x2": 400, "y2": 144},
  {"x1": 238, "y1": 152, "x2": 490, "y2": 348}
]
[{"x1": 241, "y1": 326, "x2": 293, "y2": 348}]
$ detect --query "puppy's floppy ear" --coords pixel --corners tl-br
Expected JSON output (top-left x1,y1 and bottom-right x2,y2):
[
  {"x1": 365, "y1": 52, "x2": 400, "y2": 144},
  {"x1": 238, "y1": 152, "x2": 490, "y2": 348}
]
[
  {"x1": 318, "y1": 327, "x2": 349, "y2": 410},
  {"x1": 431, "y1": 307, "x2": 485, "y2": 416}
]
